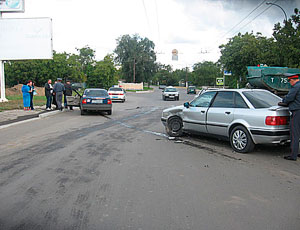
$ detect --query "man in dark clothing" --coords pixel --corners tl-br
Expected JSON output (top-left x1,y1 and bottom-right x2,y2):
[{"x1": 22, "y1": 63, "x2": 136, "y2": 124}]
[
  {"x1": 29, "y1": 81, "x2": 34, "y2": 110},
  {"x1": 53, "y1": 78, "x2": 65, "y2": 111},
  {"x1": 64, "y1": 80, "x2": 73, "y2": 110},
  {"x1": 279, "y1": 73, "x2": 300, "y2": 161},
  {"x1": 44, "y1": 79, "x2": 53, "y2": 110}
]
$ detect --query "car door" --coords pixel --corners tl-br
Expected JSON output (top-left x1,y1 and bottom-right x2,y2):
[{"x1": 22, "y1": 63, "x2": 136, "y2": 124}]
[
  {"x1": 206, "y1": 91, "x2": 234, "y2": 137},
  {"x1": 182, "y1": 91, "x2": 217, "y2": 133},
  {"x1": 66, "y1": 89, "x2": 81, "y2": 107}
]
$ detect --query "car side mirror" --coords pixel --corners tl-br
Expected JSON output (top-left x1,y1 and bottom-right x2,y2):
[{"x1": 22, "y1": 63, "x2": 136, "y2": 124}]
[{"x1": 184, "y1": 102, "x2": 190, "y2": 108}]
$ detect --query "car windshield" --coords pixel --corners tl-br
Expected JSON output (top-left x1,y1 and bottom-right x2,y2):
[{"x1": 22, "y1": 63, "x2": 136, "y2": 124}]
[
  {"x1": 189, "y1": 86, "x2": 195, "y2": 89},
  {"x1": 242, "y1": 91, "x2": 281, "y2": 108},
  {"x1": 84, "y1": 89, "x2": 108, "y2": 97},
  {"x1": 165, "y1": 88, "x2": 177, "y2": 92},
  {"x1": 109, "y1": 88, "x2": 123, "y2": 91}
]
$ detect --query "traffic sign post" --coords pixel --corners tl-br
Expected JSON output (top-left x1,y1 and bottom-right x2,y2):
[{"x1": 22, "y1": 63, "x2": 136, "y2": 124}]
[{"x1": 216, "y1": 78, "x2": 224, "y2": 86}]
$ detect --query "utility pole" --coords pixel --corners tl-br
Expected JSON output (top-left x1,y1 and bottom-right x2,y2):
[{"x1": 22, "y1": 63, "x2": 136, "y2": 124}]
[
  {"x1": 0, "y1": 10, "x2": 8, "y2": 102},
  {"x1": 133, "y1": 58, "x2": 136, "y2": 83}
]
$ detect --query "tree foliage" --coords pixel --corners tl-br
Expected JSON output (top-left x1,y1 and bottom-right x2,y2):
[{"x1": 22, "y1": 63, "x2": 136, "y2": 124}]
[
  {"x1": 114, "y1": 34, "x2": 156, "y2": 83},
  {"x1": 218, "y1": 8, "x2": 300, "y2": 88},
  {"x1": 86, "y1": 55, "x2": 118, "y2": 89},
  {"x1": 191, "y1": 61, "x2": 221, "y2": 87}
]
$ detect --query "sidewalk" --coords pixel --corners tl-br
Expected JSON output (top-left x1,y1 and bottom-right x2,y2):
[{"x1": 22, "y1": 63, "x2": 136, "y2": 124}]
[{"x1": 0, "y1": 106, "x2": 60, "y2": 128}]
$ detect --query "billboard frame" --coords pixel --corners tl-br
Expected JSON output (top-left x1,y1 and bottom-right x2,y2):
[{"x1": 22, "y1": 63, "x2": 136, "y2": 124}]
[{"x1": 0, "y1": 0, "x2": 25, "y2": 13}]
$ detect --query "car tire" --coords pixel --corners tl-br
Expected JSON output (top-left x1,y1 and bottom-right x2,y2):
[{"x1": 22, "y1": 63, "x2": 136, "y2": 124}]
[
  {"x1": 163, "y1": 96, "x2": 165, "y2": 101},
  {"x1": 166, "y1": 116, "x2": 183, "y2": 137},
  {"x1": 230, "y1": 125, "x2": 254, "y2": 153},
  {"x1": 177, "y1": 96, "x2": 179, "y2": 101},
  {"x1": 81, "y1": 109, "x2": 86, "y2": 115},
  {"x1": 107, "y1": 110, "x2": 112, "y2": 115}
]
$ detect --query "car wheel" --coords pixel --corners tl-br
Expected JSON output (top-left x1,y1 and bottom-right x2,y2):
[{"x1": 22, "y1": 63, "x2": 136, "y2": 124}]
[
  {"x1": 230, "y1": 126, "x2": 254, "y2": 153},
  {"x1": 177, "y1": 96, "x2": 179, "y2": 101},
  {"x1": 81, "y1": 109, "x2": 86, "y2": 115},
  {"x1": 166, "y1": 116, "x2": 183, "y2": 137},
  {"x1": 163, "y1": 96, "x2": 165, "y2": 101},
  {"x1": 107, "y1": 110, "x2": 112, "y2": 115}
]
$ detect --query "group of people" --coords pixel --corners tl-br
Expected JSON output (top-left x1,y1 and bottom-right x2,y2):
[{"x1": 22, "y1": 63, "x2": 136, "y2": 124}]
[
  {"x1": 21, "y1": 80, "x2": 36, "y2": 110},
  {"x1": 21, "y1": 78, "x2": 73, "y2": 111},
  {"x1": 44, "y1": 78, "x2": 73, "y2": 111}
]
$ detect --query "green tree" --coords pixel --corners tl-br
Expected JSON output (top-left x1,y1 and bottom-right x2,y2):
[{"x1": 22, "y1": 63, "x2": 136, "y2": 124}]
[
  {"x1": 114, "y1": 34, "x2": 156, "y2": 83},
  {"x1": 272, "y1": 8, "x2": 300, "y2": 67},
  {"x1": 191, "y1": 61, "x2": 221, "y2": 87},
  {"x1": 87, "y1": 55, "x2": 118, "y2": 89},
  {"x1": 76, "y1": 45, "x2": 96, "y2": 76},
  {"x1": 218, "y1": 32, "x2": 266, "y2": 88},
  {"x1": 4, "y1": 51, "x2": 86, "y2": 87}
]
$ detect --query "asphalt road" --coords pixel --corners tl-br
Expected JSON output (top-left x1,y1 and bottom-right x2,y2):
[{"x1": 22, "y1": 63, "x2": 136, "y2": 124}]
[{"x1": 0, "y1": 87, "x2": 299, "y2": 230}]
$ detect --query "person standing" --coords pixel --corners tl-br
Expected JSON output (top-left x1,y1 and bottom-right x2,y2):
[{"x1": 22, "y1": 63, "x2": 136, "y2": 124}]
[
  {"x1": 64, "y1": 80, "x2": 73, "y2": 110},
  {"x1": 44, "y1": 79, "x2": 53, "y2": 110},
  {"x1": 279, "y1": 73, "x2": 300, "y2": 161},
  {"x1": 53, "y1": 78, "x2": 65, "y2": 111},
  {"x1": 21, "y1": 81, "x2": 31, "y2": 110},
  {"x1": 29, "y1": 81, "x2": 35, "y2": 110}
]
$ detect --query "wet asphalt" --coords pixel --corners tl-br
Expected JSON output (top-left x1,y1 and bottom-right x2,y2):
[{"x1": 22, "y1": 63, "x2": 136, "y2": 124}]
[{"x1": 0, "y1": 87, "x2": 299, "y2": 230}]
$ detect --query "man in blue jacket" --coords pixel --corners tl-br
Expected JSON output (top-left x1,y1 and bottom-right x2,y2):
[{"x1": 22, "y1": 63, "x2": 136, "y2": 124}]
[{"x1": 280, "y1": 74, "x2": 300, "y2": 161}]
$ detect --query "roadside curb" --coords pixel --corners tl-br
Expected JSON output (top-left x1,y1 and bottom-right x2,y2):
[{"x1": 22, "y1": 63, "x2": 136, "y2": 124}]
[
  {"x1": 0, "y1": 110, "x2": 64, "y2": 130},
  {"x1": 136, "y1": 90, "x2": 154, "y2": 94},
  {"x1": 39, "y1": 110, "x2": 62, "y2": 118}
]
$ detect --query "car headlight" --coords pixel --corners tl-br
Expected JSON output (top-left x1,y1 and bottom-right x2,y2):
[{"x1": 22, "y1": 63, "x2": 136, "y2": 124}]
[{"x1": 162, "y1": 111, "x2": 170, "y2": 118}]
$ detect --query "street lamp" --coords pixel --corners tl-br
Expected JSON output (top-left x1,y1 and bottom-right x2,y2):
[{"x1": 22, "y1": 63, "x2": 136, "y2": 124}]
[{"x1": 266, "y1": 2, "x2": 287, "y2": 23}]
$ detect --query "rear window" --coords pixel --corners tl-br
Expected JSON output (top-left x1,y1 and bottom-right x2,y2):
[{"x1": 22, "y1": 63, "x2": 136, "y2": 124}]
[
  {"x1": 109, "y1": 88, "x2": 123, "y2": 91},
  {"x1": 242, "y1": 91, "x2": 281, "y2": 108},
  {"x1": 84, "y1": 89, "x2": 108, "y2": 97}
]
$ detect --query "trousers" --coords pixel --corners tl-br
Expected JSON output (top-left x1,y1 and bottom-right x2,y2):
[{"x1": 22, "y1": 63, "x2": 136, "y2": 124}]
[
  {"x1": 55, "y1": 92, "x2": 63, "y2": 110},
  {"x1": 290, "y1": 110, "x2": 300, "y2": 159}
]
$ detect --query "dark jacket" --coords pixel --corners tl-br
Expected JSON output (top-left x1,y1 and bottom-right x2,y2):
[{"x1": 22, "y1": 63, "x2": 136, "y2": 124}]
[
  {"x1": 283, "y1": 81, "x2": 300, "y2": 111},
  {"x1": 53, "y1": 82, "x2": 65, "y2": 93},
  {"x1": 44, "y1": 83, "x2": 53, "y2": 97},
  {"x1": 64, "y1": 84, "x2": 73, "y2": 96}
]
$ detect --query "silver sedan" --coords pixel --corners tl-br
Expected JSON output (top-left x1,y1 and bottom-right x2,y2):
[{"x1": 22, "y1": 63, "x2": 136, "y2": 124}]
[{"x1": 161, "y1": 89, "x2": 290, "y2": 153}]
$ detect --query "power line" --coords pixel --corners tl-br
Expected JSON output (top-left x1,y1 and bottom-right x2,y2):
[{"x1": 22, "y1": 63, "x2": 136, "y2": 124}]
[
  {"x1": 154, "y1": 0, "x2": 161, "y2": 47},
  {"x1": 231, "y1": 0, "x2": 279, "y2": 36},
  {"x1": 141, "y1": 0, "x2": 151, "y2": 35},
  {"x1": 215, "y1": 0, "x2": 267, "y2": 44}
]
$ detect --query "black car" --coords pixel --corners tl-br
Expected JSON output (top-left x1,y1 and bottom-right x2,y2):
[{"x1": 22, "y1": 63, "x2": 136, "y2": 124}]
[
  {"x1": 67, "y1": 88, "x2": 112, "y2": 115},
  {"x1": 187, "y1": 86, "x2": 196, "y2": 94}
]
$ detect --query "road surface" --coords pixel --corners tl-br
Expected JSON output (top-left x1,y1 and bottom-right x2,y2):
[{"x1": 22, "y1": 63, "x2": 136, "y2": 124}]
[{"x1": 0, "y1": 87, "x2": 299, "y2": 230}]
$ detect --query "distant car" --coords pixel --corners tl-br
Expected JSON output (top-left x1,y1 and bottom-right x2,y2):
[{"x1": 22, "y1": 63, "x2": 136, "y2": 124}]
[
  {"x1": 161, "y1": 88, "x2": 290, "y2": 153},
  {"x1": 108, "y1": 87, "x2": 126, "y2": 102},
  {"x1": 66, "y1": 88, "x2": 112, "y2": 115},
  {"x1": 159, "y1": 85, "x2": 167, "y2": 90},
  {"x1": 162, "y1": 86, "x2": 179, "y2": 101},
  {"x1": 187, "y1": 86, "x2": 196, "y2": 94}
]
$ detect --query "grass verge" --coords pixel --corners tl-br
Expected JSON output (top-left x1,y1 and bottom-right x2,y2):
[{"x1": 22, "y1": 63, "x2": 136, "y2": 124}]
[{"x1": 0, "y1": 95, "x2": 46, "y2": 112}]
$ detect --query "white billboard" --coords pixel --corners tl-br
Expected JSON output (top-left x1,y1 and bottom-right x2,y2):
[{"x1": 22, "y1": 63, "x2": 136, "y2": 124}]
[
  {"x1": 0, "y1": 0, "x2": 25, "y2": 12},
  {"x1": 0, "y1": 18, "x2": 53, "y2": 60}
]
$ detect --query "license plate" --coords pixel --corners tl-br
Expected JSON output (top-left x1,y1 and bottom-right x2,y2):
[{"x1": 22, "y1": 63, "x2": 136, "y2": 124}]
[
  {"x1": 169, "y1": 96, "x2": 174, "y2": 98},
  {"x1": 112, "y1": 96, "x2": 118, "y2": 98},
  {"x1": 92, "y1": 99, "x2": 103, "y2": 103}
]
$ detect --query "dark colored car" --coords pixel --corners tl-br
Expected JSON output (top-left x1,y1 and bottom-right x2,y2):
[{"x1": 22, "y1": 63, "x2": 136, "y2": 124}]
[
  {"x1": 187, "y1": 86, "x2": 196, "y2": 94},
  {"x1": 67, "y1": 88, "x2": 112, "y2": 115}
]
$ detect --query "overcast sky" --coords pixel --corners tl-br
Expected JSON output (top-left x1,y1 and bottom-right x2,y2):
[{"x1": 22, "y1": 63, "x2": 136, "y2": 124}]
[{"x1": 2, "y1": 0, "x2": 299, "y2": 69}]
